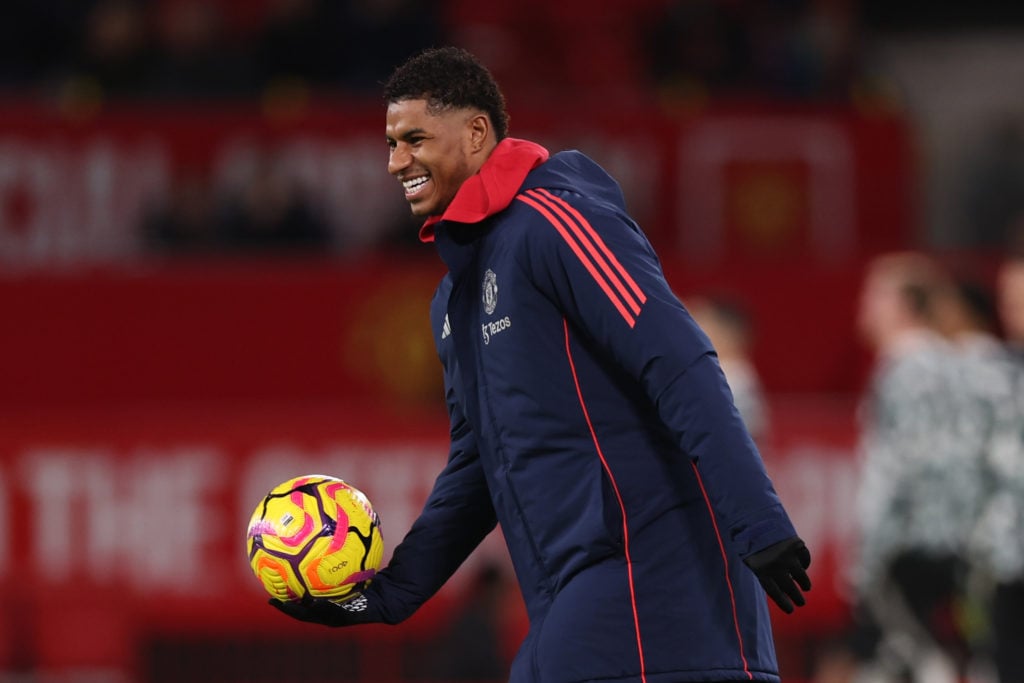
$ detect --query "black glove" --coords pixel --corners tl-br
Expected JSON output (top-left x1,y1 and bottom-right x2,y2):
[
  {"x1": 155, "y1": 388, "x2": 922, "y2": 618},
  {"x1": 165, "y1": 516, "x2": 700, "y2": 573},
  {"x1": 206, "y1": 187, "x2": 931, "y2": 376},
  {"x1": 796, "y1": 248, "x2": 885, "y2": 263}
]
[
  {"x1": 744, "y1": 537, "x2": 811, "y2": 614},
  {"x1": 269, "y1": 592, "x2": 376, "y2": 627}
]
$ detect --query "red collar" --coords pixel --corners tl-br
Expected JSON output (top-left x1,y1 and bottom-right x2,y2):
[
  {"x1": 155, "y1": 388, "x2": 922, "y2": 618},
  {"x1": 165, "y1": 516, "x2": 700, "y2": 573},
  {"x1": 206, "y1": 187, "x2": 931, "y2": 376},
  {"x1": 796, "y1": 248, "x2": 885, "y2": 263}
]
[{"x1": 419, "y1": 138, "x2": 550, "y2": 243}]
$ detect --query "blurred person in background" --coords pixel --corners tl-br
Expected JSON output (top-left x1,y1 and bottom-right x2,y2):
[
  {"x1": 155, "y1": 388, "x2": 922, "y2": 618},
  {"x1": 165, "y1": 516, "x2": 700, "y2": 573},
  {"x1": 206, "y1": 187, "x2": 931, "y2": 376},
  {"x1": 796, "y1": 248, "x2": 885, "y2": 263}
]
[
  {"x1": 1000, "y1": 242, "x2": 1024, "y2": 360},
  {"x1": 834, "y1": 253, "x2": 982, "y2": 683},
  {"x1": 934, "y1": 273, "x2": 1003, "y2": 348},
  {"x1": 143, "y1": 153, "x2": 333, "y2": 255},
  {"x1": 934, "y1": 271, "x2": 1023, "y2": 682},
  {"x1": 967, "y1": 249, "x2": 1024, "y2": 683},
  {"x1": 686, "y1": 294, "x2": 769, "y2": 443},
  {"x1": 272, "y1": 45, "x2": 811, "y2": 683}
]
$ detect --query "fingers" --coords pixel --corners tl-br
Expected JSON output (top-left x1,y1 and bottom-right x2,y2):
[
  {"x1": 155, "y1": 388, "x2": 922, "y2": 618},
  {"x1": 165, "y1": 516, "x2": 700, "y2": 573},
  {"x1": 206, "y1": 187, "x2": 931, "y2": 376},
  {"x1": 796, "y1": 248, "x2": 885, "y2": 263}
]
[
  {"x1": 778, "y1": 573, "x2": 806, "y2": 609},
  {"x1": 746, "y1": 537, "x2": 812, "y2": 614},
  {"x1": 796, "y1": 543, "x2": 811, "y2": 569},
  {"x1": 268, "y1": 597, "x2": 342, "y2": 626},
  {"x1": 269, "y1": 598, "x2": 313, "y2": 621},
  {"x1": 761, "y1": 577, "x2": 794, "y2": 614},
  {"x1": 775, "y1": 544, "x2": 812, "y2": 610},
  {"x1": 762, "y1": 559, "x2": 811, "y2": 614},
  {"x1": 268, "y1": 598, "x2": 294, "y2": 614},
  {"x1": 788, "y1": 551, "x2": 812, "y2": 592},
  {"x1": 792, "y1": 565, "x2": 812, "y2": 592}
]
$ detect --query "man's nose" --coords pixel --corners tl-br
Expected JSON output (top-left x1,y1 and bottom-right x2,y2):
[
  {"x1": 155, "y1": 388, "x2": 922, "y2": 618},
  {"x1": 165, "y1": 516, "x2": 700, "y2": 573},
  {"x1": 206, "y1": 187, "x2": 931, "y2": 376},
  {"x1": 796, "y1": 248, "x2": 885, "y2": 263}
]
[{"x1": 388, "y1": 146, "x2": 410, "y2": 175}]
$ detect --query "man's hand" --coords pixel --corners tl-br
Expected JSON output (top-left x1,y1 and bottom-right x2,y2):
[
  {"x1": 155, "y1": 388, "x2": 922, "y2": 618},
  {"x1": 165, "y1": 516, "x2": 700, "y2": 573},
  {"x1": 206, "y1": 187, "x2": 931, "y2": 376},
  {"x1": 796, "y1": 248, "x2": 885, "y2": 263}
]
[
  {"x1": 744, "y1": 537, "x2": 811, "y2": 614},
  {"x1": 269, "y1": 593, "x2": 375, "y2": 627}
]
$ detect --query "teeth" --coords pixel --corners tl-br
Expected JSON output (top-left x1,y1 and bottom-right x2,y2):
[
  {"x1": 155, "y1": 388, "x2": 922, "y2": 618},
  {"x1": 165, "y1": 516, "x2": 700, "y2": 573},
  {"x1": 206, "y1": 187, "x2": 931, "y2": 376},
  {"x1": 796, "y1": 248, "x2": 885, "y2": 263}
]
[{"x1": 403, "y1": 176, "x2": 429, "y2": 193}]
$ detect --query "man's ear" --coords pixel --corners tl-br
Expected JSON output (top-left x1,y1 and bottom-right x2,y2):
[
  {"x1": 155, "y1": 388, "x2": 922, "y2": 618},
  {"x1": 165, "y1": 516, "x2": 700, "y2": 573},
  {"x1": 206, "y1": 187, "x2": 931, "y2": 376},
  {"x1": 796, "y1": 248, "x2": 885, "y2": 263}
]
[{"x1": 468, "y1": 113, "x2": 491, "y2": 152}]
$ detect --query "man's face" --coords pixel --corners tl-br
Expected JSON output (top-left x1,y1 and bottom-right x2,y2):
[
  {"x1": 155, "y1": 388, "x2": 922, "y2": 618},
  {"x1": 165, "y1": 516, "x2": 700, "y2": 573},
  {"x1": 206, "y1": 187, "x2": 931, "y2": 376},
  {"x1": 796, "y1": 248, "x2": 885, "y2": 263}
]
[
  {"x1": 385, "y1": 99, "x2": 483, "y2": 217},
  {"x1": 856, "y1": 270, "x2": 902, "y2": 349}
]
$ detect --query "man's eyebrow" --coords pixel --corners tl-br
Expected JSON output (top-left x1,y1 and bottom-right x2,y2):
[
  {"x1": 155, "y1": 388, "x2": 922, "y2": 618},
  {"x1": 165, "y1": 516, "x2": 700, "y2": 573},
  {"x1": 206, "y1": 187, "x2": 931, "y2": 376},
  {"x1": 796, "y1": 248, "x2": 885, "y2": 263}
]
[{"x1": 390, "y1": 128, "x2": 429, "y2": 142}]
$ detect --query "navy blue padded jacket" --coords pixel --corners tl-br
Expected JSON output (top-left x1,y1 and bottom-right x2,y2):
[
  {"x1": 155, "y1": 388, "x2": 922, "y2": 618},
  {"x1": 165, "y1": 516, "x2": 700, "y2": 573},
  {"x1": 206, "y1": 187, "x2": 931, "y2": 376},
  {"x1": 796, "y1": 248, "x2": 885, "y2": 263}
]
[{"x1": 365, "y1": 138, "x2": 799, "y2": 683}]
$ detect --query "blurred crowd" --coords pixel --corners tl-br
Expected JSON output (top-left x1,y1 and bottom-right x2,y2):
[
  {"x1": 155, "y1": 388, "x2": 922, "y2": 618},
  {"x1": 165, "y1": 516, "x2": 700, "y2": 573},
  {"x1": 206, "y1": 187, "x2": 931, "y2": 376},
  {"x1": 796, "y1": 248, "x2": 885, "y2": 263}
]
[
  {"x1": 7, "y1": 0, "x2": 1021, "y2": 110},
  {"x1": 0, "y1": 0, "x2": 443, "y2": 100},
  {"x1": 141, "y1": 152, "x2": 339, "y2": 255},
  {"x1": 0, "y1": 0, "x2": 865, "y2": 104}
]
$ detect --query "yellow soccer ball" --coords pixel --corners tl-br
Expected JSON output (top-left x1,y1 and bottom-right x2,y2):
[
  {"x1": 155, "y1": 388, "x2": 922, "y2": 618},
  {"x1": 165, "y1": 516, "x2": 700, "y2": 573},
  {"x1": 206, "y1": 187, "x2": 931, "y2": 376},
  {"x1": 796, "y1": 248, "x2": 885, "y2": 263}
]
[{"x1": 246, "y1": 474, "x2": 384, "y2": 603}]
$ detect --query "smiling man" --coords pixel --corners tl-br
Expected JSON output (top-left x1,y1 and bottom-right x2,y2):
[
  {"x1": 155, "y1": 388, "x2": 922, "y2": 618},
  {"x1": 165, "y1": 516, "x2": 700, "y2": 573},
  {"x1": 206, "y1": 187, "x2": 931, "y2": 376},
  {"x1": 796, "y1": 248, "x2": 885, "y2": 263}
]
[
  {"x1": 387, "y1": 98, "x2": 491, "y2": 216},
  {"x1": 385, "y1": 50, "x2": 508, "y2": 219},
  {"x1": 273, "y1": 46, "x2": 811, "y2": 683}
]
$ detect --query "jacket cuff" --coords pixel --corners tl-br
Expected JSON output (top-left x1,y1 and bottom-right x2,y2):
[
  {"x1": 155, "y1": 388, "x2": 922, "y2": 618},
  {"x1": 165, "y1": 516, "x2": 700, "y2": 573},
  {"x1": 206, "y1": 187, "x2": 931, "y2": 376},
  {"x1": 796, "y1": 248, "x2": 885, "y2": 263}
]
[{"x1": 730, "y1": 504, "x2": 799, "y2": 559}]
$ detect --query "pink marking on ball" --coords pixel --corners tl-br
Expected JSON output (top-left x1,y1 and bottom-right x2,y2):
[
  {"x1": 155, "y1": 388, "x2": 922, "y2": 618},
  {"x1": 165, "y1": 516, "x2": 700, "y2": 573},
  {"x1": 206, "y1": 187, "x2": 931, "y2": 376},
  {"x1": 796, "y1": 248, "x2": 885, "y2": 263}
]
[
  {"x1": 323, "y1": 483, "x2": 352, "y2": 553},
  {"x1": 279, "y1": 514, "x2": 314, "y2": 547}
]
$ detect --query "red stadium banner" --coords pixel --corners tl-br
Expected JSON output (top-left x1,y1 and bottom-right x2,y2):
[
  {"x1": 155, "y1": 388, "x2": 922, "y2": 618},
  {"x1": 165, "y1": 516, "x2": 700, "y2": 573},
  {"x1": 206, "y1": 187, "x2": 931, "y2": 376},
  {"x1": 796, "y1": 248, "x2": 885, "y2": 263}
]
[{"x1": 0, "y1": 102, "x2": 915, "y2": 266}]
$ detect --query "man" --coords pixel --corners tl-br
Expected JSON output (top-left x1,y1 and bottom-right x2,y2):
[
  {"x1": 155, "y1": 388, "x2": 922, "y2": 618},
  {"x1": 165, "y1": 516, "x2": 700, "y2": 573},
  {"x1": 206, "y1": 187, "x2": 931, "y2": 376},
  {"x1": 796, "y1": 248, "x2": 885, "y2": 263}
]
[
  {"x1": 275, "y1": 46, "x2": 810, "y2": 683},
  {"x1": 685, "y1": 294, "x2": 768, "y2": 443},
  {"x1": 971, "y1": 252, "x2": 1024, "y2": 683},
  {"x1": 845, "y1": 253, "x2": 983, "y2": 683}
]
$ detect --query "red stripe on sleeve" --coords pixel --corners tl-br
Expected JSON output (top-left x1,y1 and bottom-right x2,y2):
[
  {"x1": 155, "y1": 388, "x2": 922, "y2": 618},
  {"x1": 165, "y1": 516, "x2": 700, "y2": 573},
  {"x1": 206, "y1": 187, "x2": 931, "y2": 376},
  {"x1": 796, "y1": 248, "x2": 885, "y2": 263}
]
[
  {"x1": 525, "y1": 189, "x2": 643, "y2": 315},
  {"x1": 533, "y1": 188, "x2": 647, "y2": 305},
  {"x1": 516, "y1": 193, "x2": 636, "y2": 327}
]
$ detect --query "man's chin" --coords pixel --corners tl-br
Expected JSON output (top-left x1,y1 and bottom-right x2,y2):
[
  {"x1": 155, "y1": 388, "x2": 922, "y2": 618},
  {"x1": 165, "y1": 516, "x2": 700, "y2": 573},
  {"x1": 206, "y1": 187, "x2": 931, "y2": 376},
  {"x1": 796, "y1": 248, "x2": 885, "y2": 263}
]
[{"x1": 407, "y1": 200, "x2": 432, "y2": 217}]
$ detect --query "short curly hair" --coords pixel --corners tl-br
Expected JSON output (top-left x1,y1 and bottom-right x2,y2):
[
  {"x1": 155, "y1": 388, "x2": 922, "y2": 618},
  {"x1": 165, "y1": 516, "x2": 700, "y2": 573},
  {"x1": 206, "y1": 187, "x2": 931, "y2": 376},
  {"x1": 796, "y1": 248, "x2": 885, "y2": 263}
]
[{"x1": 384, "y1": 47, "x2": 509, "y2": 140}]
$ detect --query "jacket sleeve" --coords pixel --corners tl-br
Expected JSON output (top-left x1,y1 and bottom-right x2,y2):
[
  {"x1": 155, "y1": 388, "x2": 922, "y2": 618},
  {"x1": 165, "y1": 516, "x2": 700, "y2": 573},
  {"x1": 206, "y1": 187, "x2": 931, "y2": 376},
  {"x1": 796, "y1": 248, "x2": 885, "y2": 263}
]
[
  {"x1": 363, "y1": 352, "x2": 498, "y2": 623},
  {"x1": 519, "y1": 188, "x2": 796, "y2": 558}
]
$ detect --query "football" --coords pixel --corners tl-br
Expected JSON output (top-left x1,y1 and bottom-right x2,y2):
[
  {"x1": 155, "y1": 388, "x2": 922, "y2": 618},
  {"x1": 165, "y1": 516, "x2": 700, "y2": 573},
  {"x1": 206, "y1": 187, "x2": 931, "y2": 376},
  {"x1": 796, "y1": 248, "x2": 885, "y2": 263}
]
[{"x1": 246, "y1": 474, "x2": 384, "y2": 604}]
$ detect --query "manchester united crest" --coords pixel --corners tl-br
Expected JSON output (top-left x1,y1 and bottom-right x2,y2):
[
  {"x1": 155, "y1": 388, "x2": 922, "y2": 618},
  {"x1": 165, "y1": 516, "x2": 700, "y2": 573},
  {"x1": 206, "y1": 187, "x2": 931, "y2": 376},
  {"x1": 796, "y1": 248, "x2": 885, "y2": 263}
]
[{"x1": 482, "y1": 269, "x2": 498, "y2": 315}]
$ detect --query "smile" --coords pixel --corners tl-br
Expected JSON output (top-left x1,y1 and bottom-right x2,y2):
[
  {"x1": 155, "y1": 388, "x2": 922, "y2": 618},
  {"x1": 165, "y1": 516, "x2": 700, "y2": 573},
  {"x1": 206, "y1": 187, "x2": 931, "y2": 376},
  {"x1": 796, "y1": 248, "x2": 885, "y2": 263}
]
[{"x1": 402, "y1": 176, "x2": 430, "y2": 197}]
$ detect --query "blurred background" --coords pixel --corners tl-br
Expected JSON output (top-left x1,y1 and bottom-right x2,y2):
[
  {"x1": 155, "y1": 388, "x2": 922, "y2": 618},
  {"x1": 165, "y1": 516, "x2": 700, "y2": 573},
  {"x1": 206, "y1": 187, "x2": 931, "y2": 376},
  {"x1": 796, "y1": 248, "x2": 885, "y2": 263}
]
[{"x1": 1, "y1": 0, "x2": 1023, "y2": 681}]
